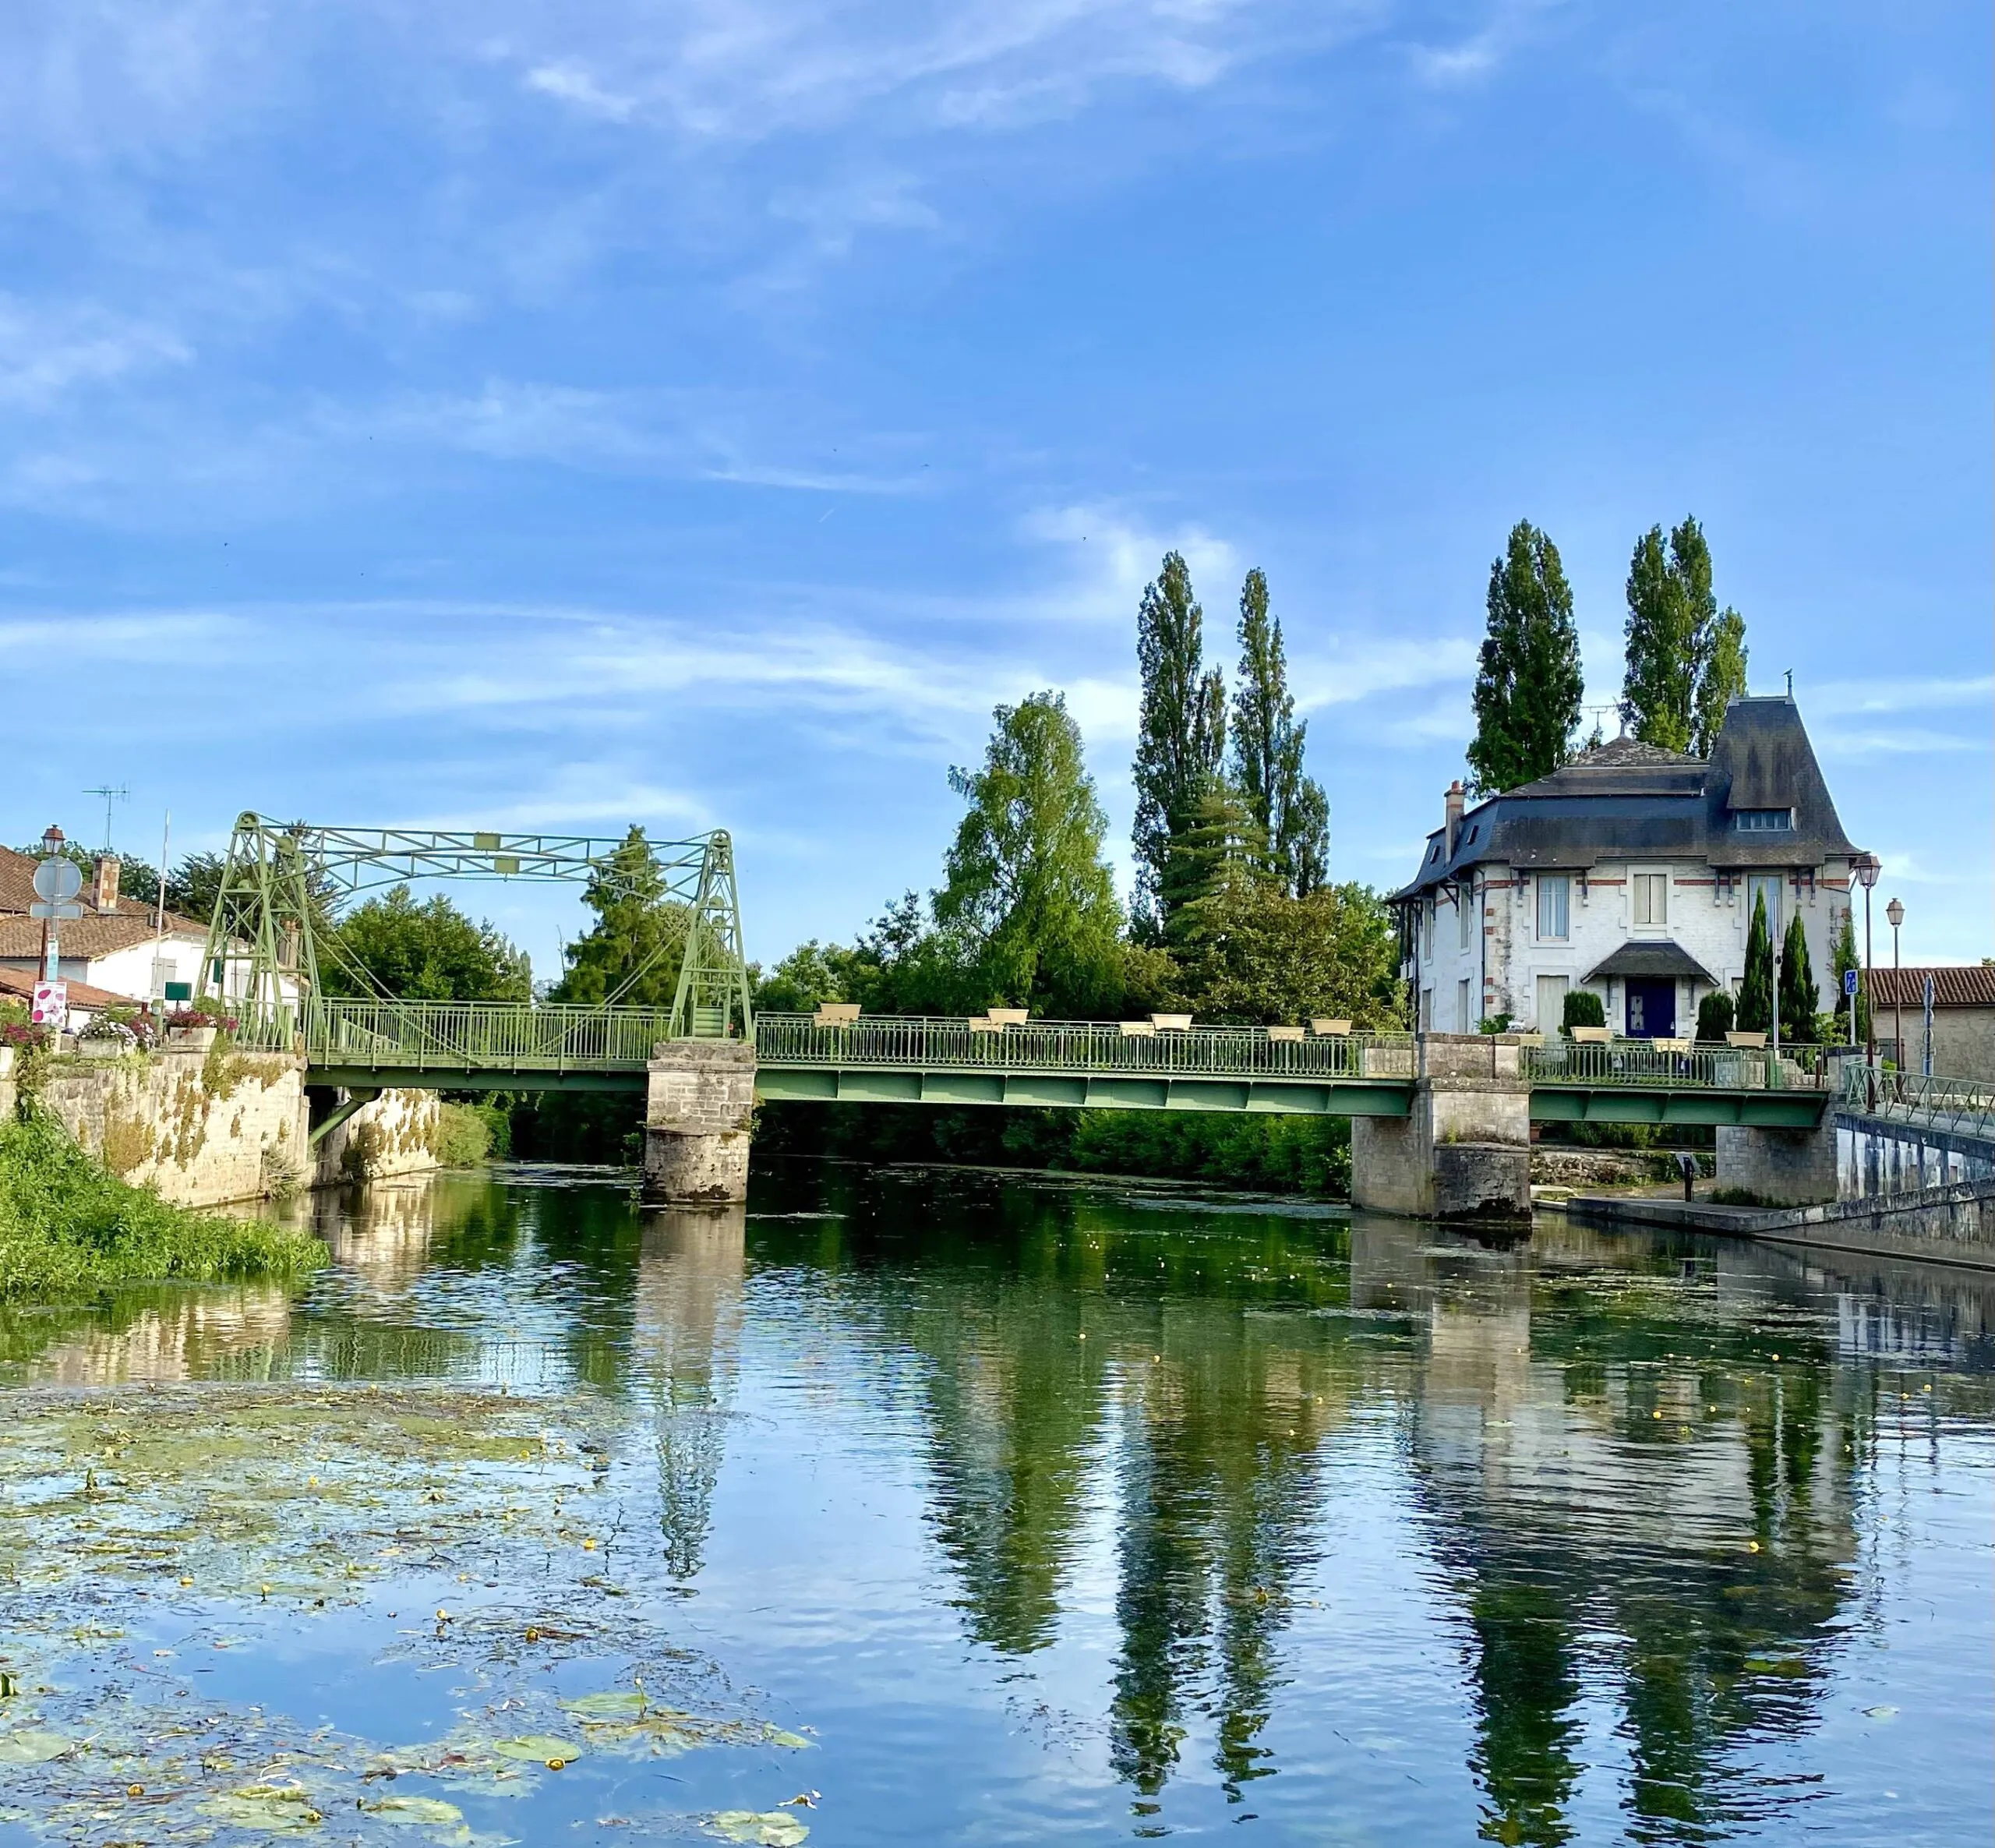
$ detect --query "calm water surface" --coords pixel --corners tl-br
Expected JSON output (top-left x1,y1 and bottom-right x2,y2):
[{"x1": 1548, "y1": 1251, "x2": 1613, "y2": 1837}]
[{"x1": 2, "y1": 1161, "x2": 1990, "y2": 1846}]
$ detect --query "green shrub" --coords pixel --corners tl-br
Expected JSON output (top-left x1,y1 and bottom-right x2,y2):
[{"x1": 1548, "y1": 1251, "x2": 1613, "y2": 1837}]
[
  {"x1": 1562, "y1": 989, "x2": 1606, "y2": 1033},
  {"x1": 0, "y1": 1111, "x2": 326, "y2": 1298},
  {"x1": 1696, "y1": 991, "x2": 1735, "y2": 1042},
  {"x1": 433, "y1": 1102, "x2": 493, "y2": 1168}
]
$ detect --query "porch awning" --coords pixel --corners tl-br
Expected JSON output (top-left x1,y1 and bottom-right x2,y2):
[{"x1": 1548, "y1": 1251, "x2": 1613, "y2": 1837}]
[{"x1": 1583, "y1": 940, "x2": 1717, "y2": 985}]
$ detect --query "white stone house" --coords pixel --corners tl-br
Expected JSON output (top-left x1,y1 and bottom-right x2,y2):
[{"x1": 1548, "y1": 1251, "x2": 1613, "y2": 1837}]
[
  {"x1": 1392, "y1": 698, "x2": 1866, "y2": 1040},
  {"x1": 0, "y1": 846, "x2": 210, "y2": 1005}
]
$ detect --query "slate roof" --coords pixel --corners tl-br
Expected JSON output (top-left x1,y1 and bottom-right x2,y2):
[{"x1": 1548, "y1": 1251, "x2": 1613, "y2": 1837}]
[
  {"x1": 1867, "y1": 966, "x2": 1995, "y2": 1009},
  {"x1": 1584, "y1": 940, "x2": 1718, "y2": 984},
  {"x1": 1394, "y1": 698, "x2": 1863, "y2": 902}
]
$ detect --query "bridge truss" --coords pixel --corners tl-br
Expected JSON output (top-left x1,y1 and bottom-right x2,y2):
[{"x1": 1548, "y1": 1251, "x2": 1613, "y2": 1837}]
[{"x1": 199, "y1": 814, "x2": 752, "y2": 1049}]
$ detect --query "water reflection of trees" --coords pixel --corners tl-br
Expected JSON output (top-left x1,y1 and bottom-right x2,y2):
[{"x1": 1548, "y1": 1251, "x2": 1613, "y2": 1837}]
[
  {"x1": 1394, "y1": 1225, "x2": 1868, "y2": 1846},
  {"x1": 832, "y1": 1181, "x2": 1906, "y2": 1838}
]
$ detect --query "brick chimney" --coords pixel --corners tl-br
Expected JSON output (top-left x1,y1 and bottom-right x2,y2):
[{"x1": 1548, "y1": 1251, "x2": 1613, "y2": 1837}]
[
  {"x1": 93, "y1": 853, "x2": 120, "y2": 913},
  {"x1": 1444, "y1": 781, "x2": 1465, "y2": 858}
]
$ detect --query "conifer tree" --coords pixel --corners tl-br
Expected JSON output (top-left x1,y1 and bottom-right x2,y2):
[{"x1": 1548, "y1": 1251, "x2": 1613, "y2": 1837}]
[
  {"x1": 1230, "y1": 567, "x2": 1330, "y2": 896},
  {"x1": 1831, "y1": 908, "x2": 1869, "y2": 1045},
  {"x1": 1737, "y1": 890, "x2": 1774, "y2": 1033},
  {"x1": 1622, "y1": 517, "x2": 1749, "y2": 754},
  {"x1": 1466, "y1": 521, "x2": 1584, "y2": 796},
  {"x1": 1132, "y1": 552, "x2": 1226, "y2": 931},
  {"x1": 1779, "y1": 911, "x2": 1819, "y2": 1044}
]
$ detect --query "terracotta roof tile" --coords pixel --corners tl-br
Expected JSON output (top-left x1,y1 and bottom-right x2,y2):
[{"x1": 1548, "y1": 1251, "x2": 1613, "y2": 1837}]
[
  {"x1": 0, "y1": 913, "x2": 207, "y2": 961},
  {"x1": 1867, "y1": 966, "x2": 1995, "y2": 1009},
  {"x1": 0, "y1": 964, "x2": 138, "y2": 1010}
]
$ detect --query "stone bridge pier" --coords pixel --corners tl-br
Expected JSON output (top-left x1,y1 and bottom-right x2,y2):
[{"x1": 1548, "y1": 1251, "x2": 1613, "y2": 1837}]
[
  {"x1": 1351, "y1": 1034, "x2": 1532, "y2": 1222},
  {"x1": 644, "y1": 1041, "x2": 757, "y2": 1204}
]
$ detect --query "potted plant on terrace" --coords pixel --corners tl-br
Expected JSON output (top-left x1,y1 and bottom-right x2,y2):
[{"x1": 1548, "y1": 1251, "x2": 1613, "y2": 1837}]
[
  {"x1": 165, "y1": 1002, "x2": 236, "y2": 1050},
  {"x1": 76, "y1": 1015, "x2": 139, "y2": 1060}
]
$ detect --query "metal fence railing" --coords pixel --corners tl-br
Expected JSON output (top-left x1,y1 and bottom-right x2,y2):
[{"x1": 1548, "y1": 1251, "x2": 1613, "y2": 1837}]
[
  {"x1": 1523, "y1": 1038, "x2": 1831, "y2": 1092},
  {"x1": 298, "y1": 998, "x2": 678, "y2": 1072},
  {"x1": 750, "y1": 1014, "x2": 1414, "y2": 1080},
  {"x1": 1840, "y1": 1065, "x2": 1995, "y2": 1146}
]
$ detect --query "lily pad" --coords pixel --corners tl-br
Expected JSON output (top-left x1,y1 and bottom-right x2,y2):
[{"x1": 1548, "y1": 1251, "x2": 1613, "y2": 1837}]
[
  {"x1": 562, "y1": 1690, "x2": 648, "y2": 1719},
  {"x1": 0, "y1": 1731, "x2": 72, "y2": 1766},
  {"x1": 198, "y1": 1782, "x2": 324, "y2": 1831},
  {"x1": 762, "y1": 1728, "x2": 813, "y2": 1751},
  {"x1": 710, "y1": 1812, "x2": 810, "y2": 1846},
  {"x1": 491, "y1": 1733, "x2": 584, "y2": 1763},
  {"x1": 364, "y1": 1794, "x2": 469, "y2": 1834}
]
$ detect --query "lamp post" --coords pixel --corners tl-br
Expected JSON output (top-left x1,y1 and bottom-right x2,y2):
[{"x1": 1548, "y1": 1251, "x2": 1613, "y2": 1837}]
[
  {"x1": 1853, "y1": 853, "x2": 1880, "y2": 1062},
  {"x1": 37, "y1": 823, "x2": 64, "y2": 983},
  {"x1": 1886, "y1": 896, "x2": 1905, "y2": 1069}
]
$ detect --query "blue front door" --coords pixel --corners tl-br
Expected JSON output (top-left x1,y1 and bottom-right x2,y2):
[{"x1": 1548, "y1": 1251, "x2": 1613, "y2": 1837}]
[{"x1": 1626, "y1": 979, "x2": 1675, "y2": 1039}]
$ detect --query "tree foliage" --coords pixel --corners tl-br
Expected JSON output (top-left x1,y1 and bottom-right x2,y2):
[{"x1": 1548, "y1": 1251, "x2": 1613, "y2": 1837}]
[
  {"x1": 1779, "y1": 911, "x2": 1818, "y2": 1044},
  {"x1": 1230, "y1": 568, "x2": 1329, "y2": 895},
  {"x1": 935, "y1": 692, "x2": 1127, "y2": 1018},
  {"x1": 1621, "y1": 517, "x2": 1748, "y2": 754},
  {"x1": 325, "y1": 885, "x2": 531, "y2": 1001},
  {"x1": 1171, "y1": 881, "x2": 1404, "y2": 1029},
  {"x1": 1467, "y1": 521, "x2": 1585, "y2": 796},
  {"x1": 550, "y1": 826, "x2": 688, "y2": 1007},
  {"x1": 1696, "y1": 990, "x2": 1735, "y2": 1042},
  {"x1": 1132, "y1": 552, "x2": 1226, "y2": 931},
  {"x1": 1831, "y1": 907, "x2": 1870, "y2": 1044},
  {"x1": 1737, "y1": 891, "x2": 1774, "y2": 1034}
]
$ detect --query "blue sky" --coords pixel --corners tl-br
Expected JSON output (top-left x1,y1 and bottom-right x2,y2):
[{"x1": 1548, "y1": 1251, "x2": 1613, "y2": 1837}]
[{"x1": 3, "y1": 0, "x2": 1989, "y2": 977}]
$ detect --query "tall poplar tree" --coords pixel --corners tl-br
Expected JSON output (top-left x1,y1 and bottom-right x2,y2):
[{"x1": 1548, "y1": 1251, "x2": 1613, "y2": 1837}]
[
  {"x1": 1132, "y1": 552, "x2": 1226, "y2": 930},
  {"x1": 1465, "y1": 521, "x2": 1584, "y2": 797},
  {"x1": 1621, "y1": 516, "x2": 1749, "y2": 754},
  {"x1": 1230, "y1": 568, "x2": 1331, "y2": 896},
  {"x1": 1693, "y1": 607, "x2": 1749, "y2": 755}
]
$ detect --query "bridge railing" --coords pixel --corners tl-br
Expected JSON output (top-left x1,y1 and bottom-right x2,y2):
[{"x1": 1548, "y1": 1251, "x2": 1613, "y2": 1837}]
[
  {"x1": 751, "y1": 1014, "x2": 1414, "y2": 1079},
  {"x1": 302, "y1": 998, "x2": 678, "y2": 1072},
  {"x1": 1840, "y1": 1065, "x2": 1995, "y2": 1143},
  {"x1": 1523, "y1": 1038, "x2": 1831, "y2": 1091}
]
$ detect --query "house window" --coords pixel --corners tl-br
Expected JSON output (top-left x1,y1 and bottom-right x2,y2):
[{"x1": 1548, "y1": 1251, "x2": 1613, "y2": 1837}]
[
  {"x1": 1458, "y1": 978, "x2": 1473, "y2": 1030},
  {"x1": 1419, "y1": 988, "x2": 1432, "y2": 1031},
  {"x1": 1536, "y1": 875, "x2": 1570, "y2": 942},
  {"x1": 1633, "y1": 871, "x2": 1668, "y2": 928},
  {"x1": 1457, "y1": 882, "x2": 1473, "y2": 949},
  {"x1": 1424, "y1": 900, "x2": 1435, "y2": 958},
  {"x1": 1535, "y1": 973, "x2": 1569, "y2": 1031},
  {"x1": 1734, "y1": 808, "x2": 1794, "y2": 832}
]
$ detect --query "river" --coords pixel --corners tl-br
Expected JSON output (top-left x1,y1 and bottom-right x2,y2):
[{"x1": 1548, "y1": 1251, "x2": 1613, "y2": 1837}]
[{"x1": 0, "y1": 1160, "x2": 1990, "y2": 1846}]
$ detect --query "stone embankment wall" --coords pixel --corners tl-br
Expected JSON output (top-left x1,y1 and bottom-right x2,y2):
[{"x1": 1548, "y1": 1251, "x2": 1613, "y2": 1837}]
[
  {"x1": 5, "y1": 1041, "x2": 444, "y2": 1208},
  {"x1": 312, "y1": 1087, "x2": 450, "y2": 1189}
]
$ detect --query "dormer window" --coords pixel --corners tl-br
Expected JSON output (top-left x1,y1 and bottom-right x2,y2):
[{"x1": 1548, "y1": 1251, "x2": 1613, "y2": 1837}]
[{"x1": 1734, "y1": 808, "x2": 1794, "y2": 832}]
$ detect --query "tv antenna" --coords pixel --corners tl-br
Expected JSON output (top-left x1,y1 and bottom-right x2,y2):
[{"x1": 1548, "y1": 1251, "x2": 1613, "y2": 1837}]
[{"x1": 83, "y1": 783, "x2": 129, "y2": 852}]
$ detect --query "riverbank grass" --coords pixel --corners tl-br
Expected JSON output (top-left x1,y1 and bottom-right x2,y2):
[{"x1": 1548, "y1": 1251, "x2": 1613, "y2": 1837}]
[{"x1": 0, "y1": 1111, "x2": 327, "y2": 1296}]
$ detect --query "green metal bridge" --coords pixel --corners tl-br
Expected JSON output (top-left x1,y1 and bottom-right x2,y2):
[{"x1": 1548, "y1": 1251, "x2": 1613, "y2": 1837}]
[
  {"x1": 258, "y1": 999, "x2": 1838, "y2": 1129},
  {"x1": 196, "y1": 809, "x2": 1838, "y2": 1134}
]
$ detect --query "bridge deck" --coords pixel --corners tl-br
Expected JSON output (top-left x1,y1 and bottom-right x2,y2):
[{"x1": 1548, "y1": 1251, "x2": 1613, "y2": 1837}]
[{"x1": 274, "y1": 1001, "x2": 1834, "y2": 1125}]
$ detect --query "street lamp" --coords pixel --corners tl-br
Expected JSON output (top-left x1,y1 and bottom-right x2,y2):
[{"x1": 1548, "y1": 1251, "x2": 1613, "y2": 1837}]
[
  {"x1": 1886, "y1": 896, "x2": 1905, "y2": 1069},
  {"x1": 1853, "y1": 852, "x2": 1880, "y2": 1062}
]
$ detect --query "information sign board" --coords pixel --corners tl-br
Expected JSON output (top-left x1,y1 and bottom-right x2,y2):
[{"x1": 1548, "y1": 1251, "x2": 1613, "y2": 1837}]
[{"x1": 30, "y1": 981, "x2": 66, "y2": 1030}]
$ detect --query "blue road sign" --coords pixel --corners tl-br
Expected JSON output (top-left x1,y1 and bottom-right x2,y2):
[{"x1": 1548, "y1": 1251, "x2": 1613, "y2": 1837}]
[{"x1": 1844, "y1": 968, "x2": 1860, "y2": 997}]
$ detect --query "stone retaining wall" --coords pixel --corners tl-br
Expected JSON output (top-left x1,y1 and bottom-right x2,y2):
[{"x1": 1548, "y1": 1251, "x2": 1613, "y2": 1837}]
[{"x1": 7, "y1": 1042, "x2": 444, "y2": 1207}]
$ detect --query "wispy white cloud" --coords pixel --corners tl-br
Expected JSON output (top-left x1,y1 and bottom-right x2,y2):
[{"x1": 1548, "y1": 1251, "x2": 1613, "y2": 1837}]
[
  {"x1": 1805, "y1": 674, "x2": 1995, "y2": 719},
  {"x1": 0, "y1": 296, "x2": 191, "y2": 408},
  {"x1": 1819, "y1": 728, "x2": 1989, "y2": 758}
]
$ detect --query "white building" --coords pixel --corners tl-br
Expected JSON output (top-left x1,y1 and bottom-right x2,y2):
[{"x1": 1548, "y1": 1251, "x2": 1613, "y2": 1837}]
[
  {"x1": 1393, "y1": 698, "x2": 1866, "y2": 1040},
  {"x1": 0, "y1": 847, "x2": 210, "y2": 1005}
]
